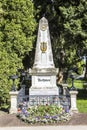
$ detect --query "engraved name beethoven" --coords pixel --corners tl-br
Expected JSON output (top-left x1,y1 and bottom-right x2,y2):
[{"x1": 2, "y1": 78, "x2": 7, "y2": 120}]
[{"x1": 38, "y1": 78, "x2": 50, "y2": 82}]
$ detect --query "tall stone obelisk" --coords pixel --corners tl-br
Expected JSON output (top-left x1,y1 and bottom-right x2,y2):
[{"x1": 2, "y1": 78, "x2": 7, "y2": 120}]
[{"x1": 29, "y1": 17, "x2": 59, "y2": 105}]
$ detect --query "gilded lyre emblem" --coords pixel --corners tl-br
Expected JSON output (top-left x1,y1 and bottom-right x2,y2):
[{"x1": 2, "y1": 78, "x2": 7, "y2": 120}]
[
  {"x1": 40, "y1": 23, "x2": 47, "y2": 52},
  {"x1": 40, "y1": 42, "x2": 47, "y2": 53}
]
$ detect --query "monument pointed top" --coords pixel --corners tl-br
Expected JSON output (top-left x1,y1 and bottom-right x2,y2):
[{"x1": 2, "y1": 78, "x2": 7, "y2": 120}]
[
  {"x1": 40, "y1": 17, "x2": 47, "y2": 21},
  {"x1": 39, "y1": 17, "x2": 48, "y2": 31},
  {"x1": 33, "y1": 17, "x2": 55, "y2": 69}
]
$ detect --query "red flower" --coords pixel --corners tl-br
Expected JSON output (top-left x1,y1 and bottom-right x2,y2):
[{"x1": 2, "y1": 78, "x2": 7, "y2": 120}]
[{"x1": 18, "y1": 108, "x2": 21, "y2": 112}]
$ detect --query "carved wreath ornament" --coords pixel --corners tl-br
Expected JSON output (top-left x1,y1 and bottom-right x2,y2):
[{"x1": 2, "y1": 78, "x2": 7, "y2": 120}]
[{"x1": 40, "y1": 24, "x2": 47, "y2": 31}]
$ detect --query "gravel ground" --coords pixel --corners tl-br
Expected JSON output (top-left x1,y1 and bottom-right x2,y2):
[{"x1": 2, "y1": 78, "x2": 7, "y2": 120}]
[{"x1": 0, "y1": 111, "x2": 87, "y2": 127}]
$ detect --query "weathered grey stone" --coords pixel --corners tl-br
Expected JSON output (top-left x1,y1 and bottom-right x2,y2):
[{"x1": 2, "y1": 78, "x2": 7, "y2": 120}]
[
  {"x1": 33, "y1": 17, "x2": 55, "y2": 69},
  {"x1": 29, "y1": 17, "x2": 58, "y2": 105}
]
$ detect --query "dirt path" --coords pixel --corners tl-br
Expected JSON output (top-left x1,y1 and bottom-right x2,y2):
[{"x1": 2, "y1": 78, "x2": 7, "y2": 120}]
[
  {"x1": 0, "y1": 111, "x2": 87, "y2": 127},
  {"x1": 0, "y1": 111, "x2": 27, "y2": 127},
  {"x1": 68, "y1": 113, "x2": 87, "y2": 125}
]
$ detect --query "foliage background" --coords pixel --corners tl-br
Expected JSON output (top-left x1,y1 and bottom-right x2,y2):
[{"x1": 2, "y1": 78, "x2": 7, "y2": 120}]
[
  {"x1": 0, "y1": 0, "x2": 36, "y2": 109},
  {"x1": 33, "y1": 0, "x2": 87, "y2": 71},
  {"x1": 0, "y1": 0, "x2": 87, "y2": 109}
]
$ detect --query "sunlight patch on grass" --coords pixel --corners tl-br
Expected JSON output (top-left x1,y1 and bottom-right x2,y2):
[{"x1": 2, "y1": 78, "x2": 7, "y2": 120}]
[
  {"x1": 77, "y1": 100, "x2": 87, "y2": 113},
  {"x1": 67, "y1": 79, "x2": 85, "y2": 89}
]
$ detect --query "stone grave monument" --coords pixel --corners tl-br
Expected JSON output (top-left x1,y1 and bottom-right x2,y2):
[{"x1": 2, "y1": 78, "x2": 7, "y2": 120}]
[
  {"x1": 29, "y1": 17, "x2": 59, "y2": 106},
  {"x1": 9, "y1": 17, "x2": 78, "y2": 113}
]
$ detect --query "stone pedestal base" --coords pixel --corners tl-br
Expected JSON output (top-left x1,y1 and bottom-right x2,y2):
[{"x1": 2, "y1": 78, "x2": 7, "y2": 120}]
[
  {"x1": 9, "y1": 91, "x2": 18, "y2": 114},
  {"x1": 30, "y1": 86, "x2": 58, "y2": 95},
  {"x1": 29, "y1": 86, "x2": 59, "y2": 106},
  {"x1": 29, "y1": 68, "x2": 59, "y2": 106},
  {"x1": 70, "y1": 108, "x2": 78, "y2": 113},
  {"x1": 69, "y1": 90, "x2": 78, "y2": 113}
]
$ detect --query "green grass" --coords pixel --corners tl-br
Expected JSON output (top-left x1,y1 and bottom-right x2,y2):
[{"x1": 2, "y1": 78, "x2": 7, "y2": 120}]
[
  {"x1": 73, "y1": 80, "x2": 87, "y2": 113},
  {"x1": 67, "y1": 79, "x2": 87, "y2": 113},
  {"x1": 74, "y1": 80, "x2": 84, "y2": 89},
  {"x1": 77, "y1": 99, "x2": 87, "y2": 113},
  {"x1": 67, "y1": 78, "x2": 86, "y2": 89}
]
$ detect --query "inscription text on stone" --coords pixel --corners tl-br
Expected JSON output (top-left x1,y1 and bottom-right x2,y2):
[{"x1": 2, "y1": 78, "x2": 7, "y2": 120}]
[{"x1": 38, "y1": 78, "x2": 50, "y2": 82}]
